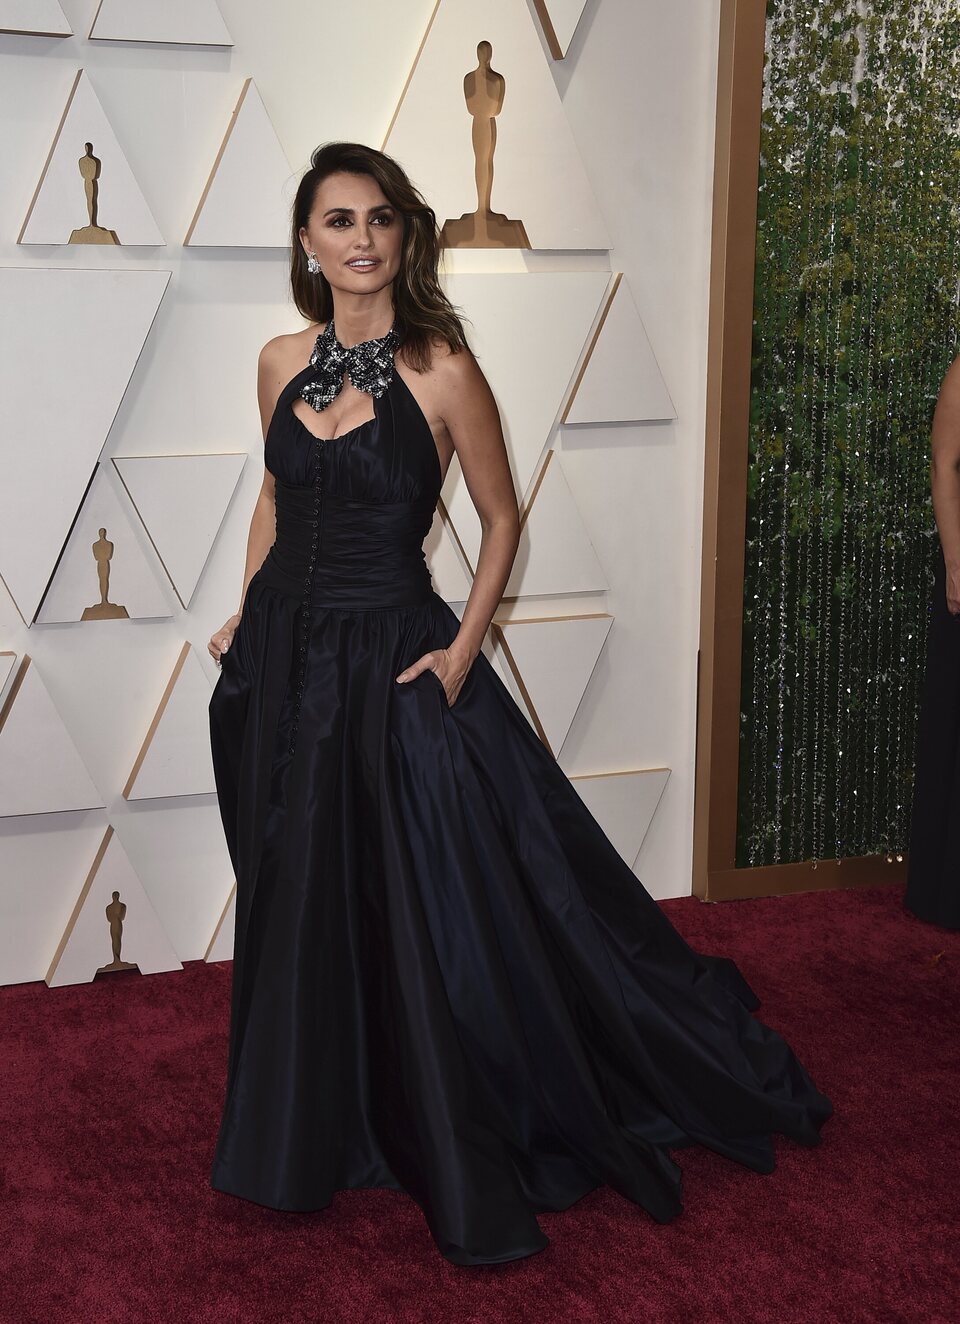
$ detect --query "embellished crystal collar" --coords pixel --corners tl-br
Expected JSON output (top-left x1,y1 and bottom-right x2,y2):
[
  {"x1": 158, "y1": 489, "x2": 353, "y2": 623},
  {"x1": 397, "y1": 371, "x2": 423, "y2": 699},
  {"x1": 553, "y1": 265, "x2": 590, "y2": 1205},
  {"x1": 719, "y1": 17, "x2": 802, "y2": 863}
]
[{"x1": 299, "y1": 316, "x2": 402, "y2": 412}]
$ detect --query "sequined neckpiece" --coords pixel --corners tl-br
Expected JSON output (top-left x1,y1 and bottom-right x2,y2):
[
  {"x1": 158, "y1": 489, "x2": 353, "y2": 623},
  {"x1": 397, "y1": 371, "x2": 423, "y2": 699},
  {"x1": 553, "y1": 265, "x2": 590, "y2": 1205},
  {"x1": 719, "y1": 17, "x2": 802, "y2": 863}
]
[{"x1": 299, "y1": 317, "x2": 402, "y2": 413}]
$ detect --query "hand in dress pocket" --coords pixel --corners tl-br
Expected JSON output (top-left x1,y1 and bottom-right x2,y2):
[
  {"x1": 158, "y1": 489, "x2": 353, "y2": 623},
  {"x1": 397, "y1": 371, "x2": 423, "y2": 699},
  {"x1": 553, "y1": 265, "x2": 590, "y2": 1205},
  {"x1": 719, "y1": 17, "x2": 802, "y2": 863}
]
[
  {"x1": 209, "y1": 613, "x2": 241, "y2": 666},
  {"x1": 395, "y1": 645, "x2": 471, "y2": 707}
]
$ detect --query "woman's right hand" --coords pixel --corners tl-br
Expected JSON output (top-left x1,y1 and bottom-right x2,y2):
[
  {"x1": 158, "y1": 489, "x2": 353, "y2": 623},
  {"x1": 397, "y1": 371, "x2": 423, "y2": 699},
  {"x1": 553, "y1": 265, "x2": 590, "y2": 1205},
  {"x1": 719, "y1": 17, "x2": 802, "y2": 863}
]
[
  {"x1": 947, "y1": 566, "x2": 960, "y2": 617},
  {"x1": 209, "y1": 613, "x2": 241, "y2": 665}
]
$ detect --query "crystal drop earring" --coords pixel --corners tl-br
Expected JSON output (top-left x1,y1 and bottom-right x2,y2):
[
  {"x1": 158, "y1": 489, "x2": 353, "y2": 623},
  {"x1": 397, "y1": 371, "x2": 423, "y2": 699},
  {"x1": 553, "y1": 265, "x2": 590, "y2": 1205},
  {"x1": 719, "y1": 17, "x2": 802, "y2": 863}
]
[{"x1": 306, "y1": 251, "x2": 321, "y2": 275}]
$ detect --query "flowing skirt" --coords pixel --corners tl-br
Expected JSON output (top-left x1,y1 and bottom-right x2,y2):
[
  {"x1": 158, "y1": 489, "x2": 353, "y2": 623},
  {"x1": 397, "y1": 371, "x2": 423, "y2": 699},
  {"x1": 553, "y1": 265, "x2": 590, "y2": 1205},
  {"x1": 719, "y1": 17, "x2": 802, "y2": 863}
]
[{"x1": 208, "y1": 577, "x2": 832, "y2": 1265}]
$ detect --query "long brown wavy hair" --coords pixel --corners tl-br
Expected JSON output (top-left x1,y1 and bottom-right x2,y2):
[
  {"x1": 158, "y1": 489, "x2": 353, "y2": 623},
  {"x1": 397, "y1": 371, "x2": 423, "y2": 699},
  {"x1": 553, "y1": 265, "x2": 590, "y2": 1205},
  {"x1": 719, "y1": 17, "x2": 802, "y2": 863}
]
[{"x1": 290, "y1": 142, "x2": 470, "y2": 374}]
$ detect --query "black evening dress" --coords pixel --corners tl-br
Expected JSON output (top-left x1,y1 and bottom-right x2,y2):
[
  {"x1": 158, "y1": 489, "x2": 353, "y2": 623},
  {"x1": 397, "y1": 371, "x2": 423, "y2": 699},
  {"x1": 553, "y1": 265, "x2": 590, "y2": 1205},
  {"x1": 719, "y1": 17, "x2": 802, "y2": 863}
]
[
  {"x1": 905, "y1": 543, "x2": 960, "y2": 930},
  {"x1": 208, "y1": 349, "x2": 833, "y2": 1266}
]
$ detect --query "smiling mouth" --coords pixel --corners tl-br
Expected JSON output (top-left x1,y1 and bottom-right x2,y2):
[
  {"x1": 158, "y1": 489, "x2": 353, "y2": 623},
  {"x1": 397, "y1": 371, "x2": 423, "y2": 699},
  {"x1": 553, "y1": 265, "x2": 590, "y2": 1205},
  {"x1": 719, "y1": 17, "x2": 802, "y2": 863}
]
[{"x1": 347, "y1": 259, "x2": 379, "y2": 269}]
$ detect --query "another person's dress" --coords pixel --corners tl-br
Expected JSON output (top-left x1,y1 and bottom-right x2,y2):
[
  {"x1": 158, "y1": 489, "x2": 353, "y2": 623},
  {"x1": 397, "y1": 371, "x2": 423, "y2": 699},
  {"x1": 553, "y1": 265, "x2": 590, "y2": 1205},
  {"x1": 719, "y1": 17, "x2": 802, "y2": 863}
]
[
  {"x1": 905, "y1": 543, "x2": 960, "y2": 930},
  {"x1": 208, "y1": 350, "x2": 833, "y2": 1265}
]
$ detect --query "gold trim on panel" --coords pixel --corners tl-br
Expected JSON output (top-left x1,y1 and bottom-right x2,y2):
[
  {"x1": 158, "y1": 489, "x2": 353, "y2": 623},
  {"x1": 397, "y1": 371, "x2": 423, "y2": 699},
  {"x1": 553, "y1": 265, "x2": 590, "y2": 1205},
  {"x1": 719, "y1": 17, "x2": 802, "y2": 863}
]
[
  {"x1": 436, "y1": 494, "x2": 475, "y2": 573},
  {"x1": 571, "y1": 766, "x2": 671, "y2": 782},
  {"x1": 0, "y1": 26, "x2": 70, "y2": 37},
  {"x1": 518, "y1": 446, "x2": 554, "y2": 530},
  {"x1": 490, "y1": 622, "x2": 550, "y2": 747},
  {"x1": 45, "y1": 823, "x2": 113, "y2": 985},
  {"x1": 122, "y1": 641, "x2": 190, "y2": 799},
  {"x1": 204, "y1": 879, "x2": 236, "y2": 962},
  {"x1": 86, "y1": 0, "x2": 105, "y2": 37},
  {"x1": 0, "y1": 569, "x2": 27, "y2": 627},
  {"x1": 380, "y1": 0, "x2": 443, "y2": 150},
  {"x1": 492, "y1": 612, "x2": 613, "y2": 755},
  {"x1": 530, "y1": 0, "x2": 565, "y2": 61},
  {"x1": 560, "y1": 272, "x2": 620, "y2": 424},
  {"x1": 184, "y1": 78, "x2": 261, "y2": 245},
  {"x1": 0, "y1": 655, "x2": 29, "y2": 735},
  {"x1": 112, "y1": 452, "x2": 246, "y2": 609},
  {"x1": 87, "y1": 0, "x2": 232, "y2": 45},
  {"x1": 17, "y1": 67, "x2": 83, "y2": 243},
  {"x1": 494, "y1": 610, "x2": 611, "y2": 625}
]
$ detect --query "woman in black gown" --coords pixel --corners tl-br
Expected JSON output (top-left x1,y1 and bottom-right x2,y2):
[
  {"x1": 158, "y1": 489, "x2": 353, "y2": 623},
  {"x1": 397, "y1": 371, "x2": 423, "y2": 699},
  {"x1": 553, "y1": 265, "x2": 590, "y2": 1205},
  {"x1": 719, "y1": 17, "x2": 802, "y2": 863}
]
[
  {"x1": 905, "y1": 353, "x2": 960, "y2": 931},
  {"x1": 207, "y1": 141, "x2": 832, "y2": 1266}
]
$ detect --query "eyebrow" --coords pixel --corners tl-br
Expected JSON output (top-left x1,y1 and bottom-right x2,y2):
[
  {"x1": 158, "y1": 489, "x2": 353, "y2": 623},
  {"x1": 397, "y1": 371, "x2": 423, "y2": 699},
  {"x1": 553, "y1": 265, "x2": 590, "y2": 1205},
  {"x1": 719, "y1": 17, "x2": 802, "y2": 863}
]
[{"x1": 322, "y1": 204, "x2": 395, "y2": 217}]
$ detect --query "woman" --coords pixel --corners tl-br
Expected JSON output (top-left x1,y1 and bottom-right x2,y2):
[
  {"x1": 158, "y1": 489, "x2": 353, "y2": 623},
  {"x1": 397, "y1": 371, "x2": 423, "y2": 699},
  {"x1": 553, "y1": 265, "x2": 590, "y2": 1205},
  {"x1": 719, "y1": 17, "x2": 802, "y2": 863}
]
[
  {"x1": 207, "y1": 141, "x2": 832, "y2": 1266},
  {"x1": 905, "y1": 354, "x2": 960, "y2": 930}
]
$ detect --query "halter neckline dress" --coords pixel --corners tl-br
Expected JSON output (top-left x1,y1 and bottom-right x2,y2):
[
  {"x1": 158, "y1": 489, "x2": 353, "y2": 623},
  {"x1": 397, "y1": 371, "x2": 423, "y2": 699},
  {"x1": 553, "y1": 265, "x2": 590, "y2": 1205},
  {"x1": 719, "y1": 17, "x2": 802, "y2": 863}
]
[{"x1": 208, "y1": 340, "x2": 832, "y2": 1266}]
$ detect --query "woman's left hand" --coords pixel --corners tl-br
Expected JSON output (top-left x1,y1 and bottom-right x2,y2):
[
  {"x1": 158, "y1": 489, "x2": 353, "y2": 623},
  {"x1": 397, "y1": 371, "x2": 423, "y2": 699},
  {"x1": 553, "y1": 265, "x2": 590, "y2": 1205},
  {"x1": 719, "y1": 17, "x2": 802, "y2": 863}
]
[{"x1": 396, "y1": 644, "x2": 473, "y2": 707}]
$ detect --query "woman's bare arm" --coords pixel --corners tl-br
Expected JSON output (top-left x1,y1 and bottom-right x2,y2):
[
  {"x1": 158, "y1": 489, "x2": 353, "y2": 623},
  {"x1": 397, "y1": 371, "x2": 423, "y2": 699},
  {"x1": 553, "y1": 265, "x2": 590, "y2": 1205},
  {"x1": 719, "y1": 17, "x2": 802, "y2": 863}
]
[
  {"x1": 396, "y1": 343, "x2": 520, "y2": 700},
  {"x1": 930, "y1": 354, "x2": 960, "y2": 615}
]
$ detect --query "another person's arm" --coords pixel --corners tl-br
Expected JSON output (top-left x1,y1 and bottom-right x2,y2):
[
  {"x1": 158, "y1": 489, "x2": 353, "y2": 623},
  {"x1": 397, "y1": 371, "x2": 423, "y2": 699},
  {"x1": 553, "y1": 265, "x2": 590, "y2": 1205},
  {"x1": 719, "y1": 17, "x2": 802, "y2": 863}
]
[{"x1": 930, "y1": 354, "x2": 960, "y2": 616}]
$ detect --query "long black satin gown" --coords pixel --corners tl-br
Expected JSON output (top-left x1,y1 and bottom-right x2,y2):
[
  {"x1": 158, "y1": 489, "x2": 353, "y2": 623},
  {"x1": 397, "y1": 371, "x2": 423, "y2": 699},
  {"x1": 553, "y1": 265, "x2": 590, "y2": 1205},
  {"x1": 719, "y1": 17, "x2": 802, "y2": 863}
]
[
  {"x1": 208, "y1": 354, "x2": 833, "y2": 1266},
  {"x1": 905, "y1": 544, "x2": 960, "y2": 929}
]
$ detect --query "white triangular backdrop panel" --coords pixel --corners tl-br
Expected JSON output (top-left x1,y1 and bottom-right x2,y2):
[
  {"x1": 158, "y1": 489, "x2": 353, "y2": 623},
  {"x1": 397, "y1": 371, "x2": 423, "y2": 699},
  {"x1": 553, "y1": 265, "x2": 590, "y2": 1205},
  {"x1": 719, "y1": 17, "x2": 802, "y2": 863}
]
[
  {"x1": 0, "y1": 818, "x2": 108, "y2": 987},
  {"x1": 505, "y1": 451, "x2": 608, "y2": 598},
  {"x1": 384, "y1": 0, "x2": 610, "y2": 250},
  {"x1": 47, "y1": 826, "x2": 183, "y2": 987},
  {"x1": 124, "y1": 643, "x2": 217, "y2": 800},
  {"x1": 0, "y1": 0, "x2": 70, "y2": 35},
  {"x1": 37, "y1": 464, "x2": 174, "y2": 623},
  {"x1": 0, "y1": 657, "x2": 105, "y2": 817},
  {"x1": 565, "y1": 275, "x2": 676, "y2": 425},
  {"x1": 0, "y1": 267, "x2": 170, "y2": 624},
  {"x1": 496, "y1": 613, "x2": 613, "y2": 756},
  {"x1": 570, "y1": 768, "x2": 671, "y2": 869},
  {"x1": 88, "y1": 0, "x2": 232, "y2": 45},
  {"x1": 185, "y1": 78, "x2": 294, "y2": 248},
  {"x1": 440, "y1": 271, "x2": 609, "y2": 569},
  {"x1": 19, "y1": 69, "x2": 164, "y2": 245},
  {"x1": 0, "y1": 652, "x2": 17, "y2": 706},
  {"x1": 113, "y1": 453, "x2": 247, "y2": 608}
]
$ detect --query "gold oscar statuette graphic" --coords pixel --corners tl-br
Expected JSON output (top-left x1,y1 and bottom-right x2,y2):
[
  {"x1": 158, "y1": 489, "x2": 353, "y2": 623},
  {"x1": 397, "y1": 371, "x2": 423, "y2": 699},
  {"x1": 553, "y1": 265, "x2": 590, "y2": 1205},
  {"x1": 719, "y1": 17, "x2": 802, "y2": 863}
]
[
  {"x1": 69, "y1": 142, "x2": 120, "y2": 245},
  {"x1": 441, "y1": 41, "x2": 530, "y2": 249},
  {"x1": 81, "y1": 526, "x2": 130, "y2": 620},
  {"x1": 96, "y1": 891, "x2": 139, "y2": 975}
]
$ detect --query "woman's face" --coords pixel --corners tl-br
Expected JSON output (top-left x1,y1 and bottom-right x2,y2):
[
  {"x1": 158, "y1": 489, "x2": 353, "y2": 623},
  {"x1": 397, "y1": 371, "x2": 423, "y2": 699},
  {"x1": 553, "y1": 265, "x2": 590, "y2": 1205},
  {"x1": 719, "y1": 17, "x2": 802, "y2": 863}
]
[{"x1": 299, "y1": 170, "x2": 403, "y2": 299}]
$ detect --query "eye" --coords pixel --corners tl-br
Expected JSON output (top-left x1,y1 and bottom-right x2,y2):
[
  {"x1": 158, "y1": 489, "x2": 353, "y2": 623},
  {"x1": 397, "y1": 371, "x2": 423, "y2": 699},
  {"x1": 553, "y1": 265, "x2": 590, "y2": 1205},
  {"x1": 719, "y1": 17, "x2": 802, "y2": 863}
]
[{"x1": 373, "y1": 213, "x2": 394, "y2": 225}]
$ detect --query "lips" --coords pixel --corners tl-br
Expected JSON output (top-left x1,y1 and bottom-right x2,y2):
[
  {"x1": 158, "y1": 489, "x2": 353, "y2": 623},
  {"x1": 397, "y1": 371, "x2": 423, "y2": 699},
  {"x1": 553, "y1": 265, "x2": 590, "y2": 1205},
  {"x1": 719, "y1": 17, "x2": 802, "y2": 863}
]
[{"x1": 347, "y1": 258, "x2": 379, "y2": 270}]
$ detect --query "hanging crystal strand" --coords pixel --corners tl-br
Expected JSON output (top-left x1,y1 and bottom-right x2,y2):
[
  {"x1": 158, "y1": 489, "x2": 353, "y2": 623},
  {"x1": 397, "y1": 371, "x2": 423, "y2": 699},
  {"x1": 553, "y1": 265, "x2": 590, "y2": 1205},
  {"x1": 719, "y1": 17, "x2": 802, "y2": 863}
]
[
  {"x1": 812, "y1": 15, "x2": 849, "y2": 865},
  {"x1": 887, "y1": 16, "x2": 927, "y2": 855},
  {"x1": 835, "y1": 6, "x2": 869, "y2": 859},
  {"x1": 756, "y1": 2, "x2": 779, "y2": 864},
  {"x1": 851, "y1": 10, "x2": 885, "y2": 854},
  {"x1": 776, "y1": 0, "x2": 803, "y2": 861},
  {"x1": 794, "y1": 2, "x2": 830, "y2": 862}
]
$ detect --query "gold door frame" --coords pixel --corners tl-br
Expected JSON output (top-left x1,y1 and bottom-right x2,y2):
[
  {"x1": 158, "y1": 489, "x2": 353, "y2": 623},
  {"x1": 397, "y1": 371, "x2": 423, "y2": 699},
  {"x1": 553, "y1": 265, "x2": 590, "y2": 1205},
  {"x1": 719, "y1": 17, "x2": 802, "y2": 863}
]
[{"x1": 692, "y1": 0, "x2": 906, "y2": 900}]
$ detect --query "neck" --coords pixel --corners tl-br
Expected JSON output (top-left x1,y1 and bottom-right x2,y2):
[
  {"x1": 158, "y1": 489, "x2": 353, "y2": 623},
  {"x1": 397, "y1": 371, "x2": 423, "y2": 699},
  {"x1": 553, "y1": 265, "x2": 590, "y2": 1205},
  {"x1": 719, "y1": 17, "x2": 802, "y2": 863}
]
[{"x1": 329, "y1": 292, "x2": 395, "y2": 348}]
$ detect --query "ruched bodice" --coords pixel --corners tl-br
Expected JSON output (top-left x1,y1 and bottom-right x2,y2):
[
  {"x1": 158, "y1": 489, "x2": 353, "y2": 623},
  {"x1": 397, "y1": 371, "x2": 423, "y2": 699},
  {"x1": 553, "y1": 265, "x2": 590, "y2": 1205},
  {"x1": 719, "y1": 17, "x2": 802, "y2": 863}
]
[{"x1": 255, "y1": 361, "x2": 442, "y2": 610}]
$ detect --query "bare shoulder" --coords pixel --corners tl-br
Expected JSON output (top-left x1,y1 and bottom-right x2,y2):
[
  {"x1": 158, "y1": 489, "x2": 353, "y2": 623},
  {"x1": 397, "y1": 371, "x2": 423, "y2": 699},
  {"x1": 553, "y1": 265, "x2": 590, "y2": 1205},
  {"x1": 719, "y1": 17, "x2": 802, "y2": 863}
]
[
  {"x1": 259, "y1": 322, "x2": 325, "y2": 374},
  {"x1": 938, "y1": 352, "x2": 960, "y2": 402},
  {"x1": 417, "y1": 337, "x2": 493, "y2": 421},
  {"x1": 425, "y1": 336, "x2": 481, "y2": 382}
]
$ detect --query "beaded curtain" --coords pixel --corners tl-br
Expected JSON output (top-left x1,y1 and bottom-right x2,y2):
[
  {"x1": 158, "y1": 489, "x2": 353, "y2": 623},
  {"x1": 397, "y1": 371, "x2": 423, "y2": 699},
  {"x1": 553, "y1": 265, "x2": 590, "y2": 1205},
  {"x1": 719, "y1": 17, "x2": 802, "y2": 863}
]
[{"x1": 737, "y1": 1, "x2": 960, "y2": 867}]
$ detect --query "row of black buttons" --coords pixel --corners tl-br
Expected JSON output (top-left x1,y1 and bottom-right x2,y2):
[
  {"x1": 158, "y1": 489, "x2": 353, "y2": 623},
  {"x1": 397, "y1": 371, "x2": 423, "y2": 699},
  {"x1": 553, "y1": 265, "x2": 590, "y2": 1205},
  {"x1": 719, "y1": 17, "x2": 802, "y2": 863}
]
[{"x1": 288, "y1": 443, "x2": 324, "y2": 756}]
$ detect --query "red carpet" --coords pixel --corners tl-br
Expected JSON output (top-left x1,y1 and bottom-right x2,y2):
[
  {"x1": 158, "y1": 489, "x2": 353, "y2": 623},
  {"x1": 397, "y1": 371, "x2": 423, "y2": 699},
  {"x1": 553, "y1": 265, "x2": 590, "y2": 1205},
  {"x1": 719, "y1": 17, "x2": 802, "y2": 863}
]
[{"x1": 2, "y1": 883, "x2": 957, "y2": 1323}]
